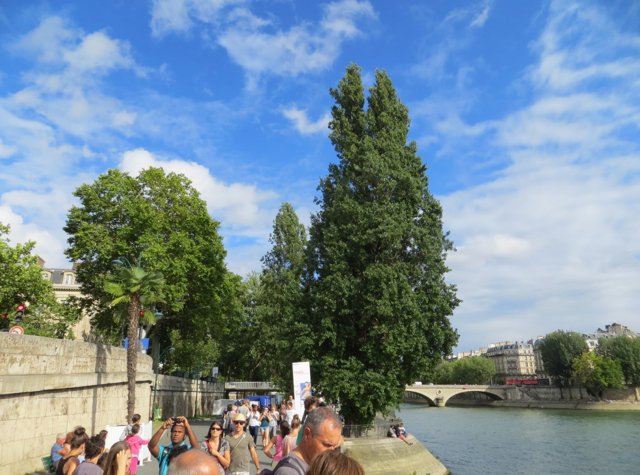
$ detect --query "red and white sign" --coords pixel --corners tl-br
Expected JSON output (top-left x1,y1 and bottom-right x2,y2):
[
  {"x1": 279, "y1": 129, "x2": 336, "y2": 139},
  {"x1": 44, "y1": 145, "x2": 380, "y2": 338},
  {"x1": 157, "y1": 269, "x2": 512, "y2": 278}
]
[{"x1": 9, "y1": 326, "x2": 24, "y2": 334}]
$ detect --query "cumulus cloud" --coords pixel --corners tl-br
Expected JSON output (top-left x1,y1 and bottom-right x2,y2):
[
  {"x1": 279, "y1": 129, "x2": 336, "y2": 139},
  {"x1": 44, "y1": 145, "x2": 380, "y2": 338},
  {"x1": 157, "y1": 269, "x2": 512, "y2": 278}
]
[
  {"x1": 282, "y1": 107, "x2": 330, "y2": 135},
  {"x1": 150, "y1": 0, "x2": 247, "y2": 36},
  {"x1": 118, "y1": 148, "x2": 279, "y2": 237},
  {"x1": 441, "y1": 0, "x2": 640, "y2": 350}
]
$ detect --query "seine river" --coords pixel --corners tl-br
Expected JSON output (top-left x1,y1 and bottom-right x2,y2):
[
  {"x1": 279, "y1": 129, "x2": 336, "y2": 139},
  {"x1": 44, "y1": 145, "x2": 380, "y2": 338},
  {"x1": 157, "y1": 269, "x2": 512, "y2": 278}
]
[{"x1": 398, "y1": 403, "x2": 640, "y2": 475}]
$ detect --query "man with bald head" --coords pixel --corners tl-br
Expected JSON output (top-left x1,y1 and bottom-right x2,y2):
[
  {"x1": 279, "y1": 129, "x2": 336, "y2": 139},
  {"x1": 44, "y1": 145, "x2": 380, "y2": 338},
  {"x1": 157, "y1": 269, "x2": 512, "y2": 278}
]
[{"x1": 167, "y1": 449, "x2": 219, "y2": 475}]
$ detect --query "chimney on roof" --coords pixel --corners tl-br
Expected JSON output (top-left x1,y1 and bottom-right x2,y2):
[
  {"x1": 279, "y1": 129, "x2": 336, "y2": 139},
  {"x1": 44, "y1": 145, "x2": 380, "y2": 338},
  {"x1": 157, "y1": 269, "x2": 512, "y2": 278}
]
[
  {"x1": 36, "y1": 255, "x2": 45, "y2": 268},
  {"x1": 72, "y1": 261, "x2": 82, "y2": 270}
]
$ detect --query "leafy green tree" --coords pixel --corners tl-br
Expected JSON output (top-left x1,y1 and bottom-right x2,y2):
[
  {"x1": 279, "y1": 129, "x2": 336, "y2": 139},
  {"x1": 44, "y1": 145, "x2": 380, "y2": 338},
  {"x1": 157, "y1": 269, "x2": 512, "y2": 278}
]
[
  {"x1": 0, "y1": 223, "x2": 80, "y2": 337},
  {"x1": 450, "y1": 357, "x2": 496, "y2": 385},
  {"x1": 572, "y1": 352, "x2": 624, "y2": 398},
  {"x1": 433, "y1": 362, "x2": 452, "y2": 384},
  {"x1": 104, "y1": 266, "x2": 165, "y2": 422},
  {"x1": 64, "y1": 167, "x2": 234, "y2": 366},
  {"x1": 540, "y1": 331, "x2": 589, "y2": 387},
  {"x1": 166, "y1": 329, "x2": 219, "y2": 376},
  {"x1": 302, "y1": 65, "x2": 460, "y2": 424},
  {"x1": 596, "y1": 336, "x2": 640, "y2": 386}
]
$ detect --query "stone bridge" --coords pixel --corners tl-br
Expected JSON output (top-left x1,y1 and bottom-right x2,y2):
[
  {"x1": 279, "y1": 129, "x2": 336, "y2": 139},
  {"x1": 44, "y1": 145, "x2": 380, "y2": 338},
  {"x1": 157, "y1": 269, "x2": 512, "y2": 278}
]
[{"x1": 405, "y1": 384, "x2": 510, "y2": 407}]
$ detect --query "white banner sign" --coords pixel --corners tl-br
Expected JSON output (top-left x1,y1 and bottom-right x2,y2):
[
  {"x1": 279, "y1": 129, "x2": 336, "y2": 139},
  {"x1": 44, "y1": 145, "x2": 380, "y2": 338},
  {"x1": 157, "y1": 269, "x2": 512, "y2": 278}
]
[{"x1": 292, "y1": 361, "x2": 312, "y2": 412}]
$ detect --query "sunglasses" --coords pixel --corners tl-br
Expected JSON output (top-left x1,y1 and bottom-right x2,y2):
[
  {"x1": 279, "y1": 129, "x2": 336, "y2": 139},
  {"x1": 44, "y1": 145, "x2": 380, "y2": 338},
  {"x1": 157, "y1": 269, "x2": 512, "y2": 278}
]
[
  {"x1": 210, "y1": 427, "x2": 223, "y2": 431},
  {"x1": 235, "y1": 421, "x2": 246, "y2": 425}
]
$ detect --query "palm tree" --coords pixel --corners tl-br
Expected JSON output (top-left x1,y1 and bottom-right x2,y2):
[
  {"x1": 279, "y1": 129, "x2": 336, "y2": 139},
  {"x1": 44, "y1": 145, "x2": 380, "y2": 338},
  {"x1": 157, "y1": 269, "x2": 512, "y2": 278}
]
[{"x1": 104, "y1": 266, "x2": 165, "y2": 423}]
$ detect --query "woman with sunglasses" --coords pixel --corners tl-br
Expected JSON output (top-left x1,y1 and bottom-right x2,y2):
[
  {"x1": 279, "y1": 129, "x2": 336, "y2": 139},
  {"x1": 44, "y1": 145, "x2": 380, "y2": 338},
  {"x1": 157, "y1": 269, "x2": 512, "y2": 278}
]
[{"x1": 199, "y1": 421, "x2": 231, "y2": 473}]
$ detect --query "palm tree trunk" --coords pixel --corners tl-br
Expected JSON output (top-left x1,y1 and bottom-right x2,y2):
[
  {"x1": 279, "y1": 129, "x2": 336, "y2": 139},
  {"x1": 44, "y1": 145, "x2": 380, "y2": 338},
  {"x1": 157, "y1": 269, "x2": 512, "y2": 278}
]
[{"x1": 127, "y1": 295, "x2": 141, "y2": 423}]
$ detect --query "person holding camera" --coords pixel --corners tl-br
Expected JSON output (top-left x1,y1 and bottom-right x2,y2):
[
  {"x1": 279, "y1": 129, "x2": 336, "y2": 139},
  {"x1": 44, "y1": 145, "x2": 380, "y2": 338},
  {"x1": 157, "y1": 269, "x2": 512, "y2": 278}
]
[{"x1": 149, "y1": 416, "x2": 198, "y2": 475}]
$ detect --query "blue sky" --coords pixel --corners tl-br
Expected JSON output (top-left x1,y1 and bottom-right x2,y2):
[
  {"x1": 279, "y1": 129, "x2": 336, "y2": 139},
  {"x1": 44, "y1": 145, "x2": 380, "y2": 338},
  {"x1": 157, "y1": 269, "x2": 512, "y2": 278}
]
[{"x1": 1, "y1": 0, "x2": 640, "y2": 352}]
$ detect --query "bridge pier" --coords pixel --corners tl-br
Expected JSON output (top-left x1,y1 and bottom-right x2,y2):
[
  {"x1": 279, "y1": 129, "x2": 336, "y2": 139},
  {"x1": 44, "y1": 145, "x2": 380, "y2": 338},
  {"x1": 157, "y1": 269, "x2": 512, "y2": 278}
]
[{"x1": 435, "y1": 397, "x2": 445, "y2": 407}]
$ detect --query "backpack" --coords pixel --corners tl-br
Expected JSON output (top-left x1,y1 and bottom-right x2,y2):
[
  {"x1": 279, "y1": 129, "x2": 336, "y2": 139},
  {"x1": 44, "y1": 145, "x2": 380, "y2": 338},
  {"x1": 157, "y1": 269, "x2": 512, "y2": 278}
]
[{"x1": 260, "y1": 455, "x2": 306, "y2": 475}]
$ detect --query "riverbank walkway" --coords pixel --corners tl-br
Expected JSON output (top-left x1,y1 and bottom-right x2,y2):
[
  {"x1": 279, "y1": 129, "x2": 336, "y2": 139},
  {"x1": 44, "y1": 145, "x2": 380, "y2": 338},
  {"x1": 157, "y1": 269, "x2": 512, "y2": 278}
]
[{"x1": 137, "y1": 418, "x2": 272, "y2": 475}]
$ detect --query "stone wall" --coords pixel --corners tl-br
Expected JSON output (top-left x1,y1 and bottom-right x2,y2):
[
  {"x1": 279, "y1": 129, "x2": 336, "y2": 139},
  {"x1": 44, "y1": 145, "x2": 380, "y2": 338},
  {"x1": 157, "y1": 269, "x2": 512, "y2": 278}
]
[
  {"x1": 153, "y1": 375, "x2": 226, "y2": 419},
  {"x1": 0, "y1": 333, "x2": 153, "y2": 475},
  {"x1": 343, "y1": 433, "x2": 449, "y2": 475}
]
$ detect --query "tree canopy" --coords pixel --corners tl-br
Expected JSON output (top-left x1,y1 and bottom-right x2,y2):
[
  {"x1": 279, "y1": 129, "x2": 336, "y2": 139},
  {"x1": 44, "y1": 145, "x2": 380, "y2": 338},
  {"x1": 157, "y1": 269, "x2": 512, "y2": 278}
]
[
  {"x1": 540, "y1": 331, "x2": 589, "y2": 387},
  {"x1": 596, "y1": 336, "x2": 640, "y2": 386},
  {"x1": 64, "y1": 167, "x2": 235, "y2": 363},
  {"x1": 572, "y1": 352, "x2": 624, "y2": 397},
  {"x1": 302, "y1": 65, "x2": 460, "y2": 424},
  {"x1": 0, "y1": 223, "x2": 80, "y2": 337}
]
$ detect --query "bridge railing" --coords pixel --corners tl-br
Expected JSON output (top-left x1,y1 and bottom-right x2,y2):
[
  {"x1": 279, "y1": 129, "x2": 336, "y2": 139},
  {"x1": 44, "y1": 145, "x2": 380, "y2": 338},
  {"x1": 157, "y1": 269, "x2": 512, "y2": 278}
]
[{"x1": 224, "y1": 381, "x2": 278, "y2": 390}]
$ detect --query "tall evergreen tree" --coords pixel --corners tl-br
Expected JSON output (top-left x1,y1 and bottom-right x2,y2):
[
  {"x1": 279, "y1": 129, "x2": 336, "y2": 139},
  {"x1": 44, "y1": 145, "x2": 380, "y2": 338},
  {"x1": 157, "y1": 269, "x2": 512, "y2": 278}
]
[{"x1": 303, "y1": 65, "x2": 460, "y2": 424}]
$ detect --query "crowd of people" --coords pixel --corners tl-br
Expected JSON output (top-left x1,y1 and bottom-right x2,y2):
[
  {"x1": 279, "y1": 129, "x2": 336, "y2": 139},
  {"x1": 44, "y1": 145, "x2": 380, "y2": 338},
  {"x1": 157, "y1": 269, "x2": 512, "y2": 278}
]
[{"x1": 48, "y1": 396, "x2": 412, "y2": 475}]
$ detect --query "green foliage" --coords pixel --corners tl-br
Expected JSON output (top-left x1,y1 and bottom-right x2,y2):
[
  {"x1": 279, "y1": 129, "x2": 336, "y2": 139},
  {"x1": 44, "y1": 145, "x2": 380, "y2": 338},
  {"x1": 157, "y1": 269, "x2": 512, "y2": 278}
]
[
  {"x1": 64, "y1": 167, "x2": 234, "y2": 361},
  {"x1": 218, "y1": 203, "x2": 309, "y2": 388},
  {"x1": 596, "y1": 336, "x2": 640, "y2": 386},
  {"x1": 0, "y1": 223, "x2": 80, "y2": 337},
  {"x1": 449, "y1": 357, "x2": 496, "y2": 385},
  {"x1": 433, "y1": 362, "x2": 452, "y2": 384},
  {"x1": 165, "y1": 329, "x2": 219, "y2": 375},
  {"x1": 540, "y1": 331, "x2": 589, "y2": 387},
  {"x1": 302, "y1": 65, "x2": 460, "y2": 424},
  {"x1": 572, "y1": 352, "x2": 624, "y2": 396}
]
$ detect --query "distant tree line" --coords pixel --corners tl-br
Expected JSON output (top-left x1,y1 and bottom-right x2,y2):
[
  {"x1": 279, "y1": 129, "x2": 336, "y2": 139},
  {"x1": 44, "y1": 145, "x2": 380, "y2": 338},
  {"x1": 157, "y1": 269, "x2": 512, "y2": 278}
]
[{"x1": 433, "y1": 357, "x2": 496, "y2": 385}]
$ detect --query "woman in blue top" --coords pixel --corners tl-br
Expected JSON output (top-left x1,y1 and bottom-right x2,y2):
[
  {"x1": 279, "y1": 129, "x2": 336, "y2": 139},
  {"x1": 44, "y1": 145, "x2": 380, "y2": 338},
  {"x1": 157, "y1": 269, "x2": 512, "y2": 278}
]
[{"x1": 259, "y1": 406, "x2": 271, "y2": 447}]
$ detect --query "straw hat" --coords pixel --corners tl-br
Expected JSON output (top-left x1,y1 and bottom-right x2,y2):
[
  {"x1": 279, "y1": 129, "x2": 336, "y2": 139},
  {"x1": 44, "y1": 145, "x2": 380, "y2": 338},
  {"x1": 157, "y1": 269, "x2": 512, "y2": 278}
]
[{"x1": 234, "y1": 413, "x2": 247, "y2": 422}]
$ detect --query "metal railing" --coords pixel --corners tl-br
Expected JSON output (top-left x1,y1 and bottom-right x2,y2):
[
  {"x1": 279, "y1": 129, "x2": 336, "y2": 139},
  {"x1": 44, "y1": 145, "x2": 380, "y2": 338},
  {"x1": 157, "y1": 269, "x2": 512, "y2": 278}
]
[
  {"x1": 342, "y1": 422, "x2": 393, "y2": 439},
  {"x1": 224, "y1": 381, "x2": 278, "y2": 390}
]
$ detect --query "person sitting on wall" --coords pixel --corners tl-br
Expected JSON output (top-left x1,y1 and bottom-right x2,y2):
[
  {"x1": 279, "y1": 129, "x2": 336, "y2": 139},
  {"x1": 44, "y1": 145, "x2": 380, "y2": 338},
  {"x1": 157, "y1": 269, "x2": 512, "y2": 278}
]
[
  {"x1": 51, "y1": 433, "x2": 67, "y2": 471},
  {"x1": 149, "y1": 416, "x2": 198, "y2": 475}
]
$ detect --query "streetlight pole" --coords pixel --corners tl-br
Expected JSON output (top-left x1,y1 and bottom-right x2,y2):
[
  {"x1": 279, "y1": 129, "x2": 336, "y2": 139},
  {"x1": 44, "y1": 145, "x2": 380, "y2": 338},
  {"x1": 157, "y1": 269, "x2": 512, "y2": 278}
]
[{"x1": 152, "y1": 345, "x2": 174, "y2": 421}]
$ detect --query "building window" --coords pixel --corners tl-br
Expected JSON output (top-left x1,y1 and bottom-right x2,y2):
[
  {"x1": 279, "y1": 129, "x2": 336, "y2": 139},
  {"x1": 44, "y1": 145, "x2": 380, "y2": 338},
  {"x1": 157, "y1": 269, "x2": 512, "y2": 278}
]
[
  {"x1": 65, "y1": 274, "x2": 74, "y2": 285},
  {"x1": 42, "y1": 273, "x2": 49, "y2": 280}
]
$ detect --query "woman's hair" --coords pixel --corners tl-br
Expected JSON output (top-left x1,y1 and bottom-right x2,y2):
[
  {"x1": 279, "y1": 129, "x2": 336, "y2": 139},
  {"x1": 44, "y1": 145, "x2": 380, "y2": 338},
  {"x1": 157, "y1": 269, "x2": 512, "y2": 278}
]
[
  {"x1": 99, "y1": 430, "x2": 108, "y2": 440},
  {"x1": 103, "y1": 441, "x2": 131, "y2": 475},
  {"x1": 84, "y1": 435, "x2": 106, "y2": 460},
  {"x1": 65, "y1": 432, "x2": 73, "y2": 445},
  {"x1": 304, "y1": 396, "x2": 319, "y2": 412},
  {"x1": 97, "y1": 452, "x2": 108, "y2": 469},
  {"x1": 126, "y1": 424, "x2": 140, "y2": 438},
  {"x1": 227, "y1": 404, "x2": 233, "y2": 411},
  {"x1": 280, "y1": 421, "x2": 291, "y2": 438},
  {"x1": 167, "y1": 445, "x2": 189, "y2": 465},
  {"x1": 292, "y1": 414, "x2": 301, "y2": 422},
  {"x1": 70, "y1": 426, "x2": 89, "y2": 449},
  {"x1": 307, "y1": 451, "x2": 365, "y2": 475},
  {"x1": 291, "y1": 419, "x2": 301, "y2": 430}
]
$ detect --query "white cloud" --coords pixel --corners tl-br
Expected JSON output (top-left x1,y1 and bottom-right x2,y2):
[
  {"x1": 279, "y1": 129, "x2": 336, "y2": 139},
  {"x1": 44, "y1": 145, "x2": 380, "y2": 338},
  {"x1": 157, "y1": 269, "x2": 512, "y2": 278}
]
[
  {"x1": 150, "y1": 0, "x2": 247, "y2": 36},
  {"x1": 217, "y1": 0, "x2": 375, "y2": 83},
  {"x1": 441, "y1": 0, "x2": 640, "y2": 350},
  {"x1": 282, "y1": 107, "x2": 330, "y2": 135},
  {"x1": 118, "y1": 148, "x2": 279, "y2": 236},
  {"x1": 0, "y1": 138, "x2": 16, "y2": 158},
  {"x1": 470, "y1": 4, "x2": 491, "y2": 27}
]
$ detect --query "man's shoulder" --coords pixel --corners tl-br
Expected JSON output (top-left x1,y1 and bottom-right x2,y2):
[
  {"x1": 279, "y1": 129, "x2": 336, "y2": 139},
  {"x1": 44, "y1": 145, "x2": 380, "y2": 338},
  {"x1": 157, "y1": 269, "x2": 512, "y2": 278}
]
[{"x1": 273, "y1": 453, "x2": 309, "y2": 475}]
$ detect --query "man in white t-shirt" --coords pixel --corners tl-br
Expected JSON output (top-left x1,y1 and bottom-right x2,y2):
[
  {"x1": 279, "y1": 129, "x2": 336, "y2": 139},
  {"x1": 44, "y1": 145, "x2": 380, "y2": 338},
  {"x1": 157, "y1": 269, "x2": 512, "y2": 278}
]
[{"x1": 285, "y1": 401, "x2": 296, "y2": 425}]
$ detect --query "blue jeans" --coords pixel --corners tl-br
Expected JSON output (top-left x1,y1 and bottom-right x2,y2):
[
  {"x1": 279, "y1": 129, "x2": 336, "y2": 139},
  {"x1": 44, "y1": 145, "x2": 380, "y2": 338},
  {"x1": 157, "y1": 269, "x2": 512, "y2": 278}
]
[{"x1": 249, "y1": 425, "x2": 259, "y2": 444}]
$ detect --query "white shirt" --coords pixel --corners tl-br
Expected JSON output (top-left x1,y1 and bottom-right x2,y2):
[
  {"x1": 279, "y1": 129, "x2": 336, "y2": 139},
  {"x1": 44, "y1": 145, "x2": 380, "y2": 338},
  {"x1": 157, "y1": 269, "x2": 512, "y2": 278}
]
[
  {"x1": 285, "y1": 409, "x2": 296, "y2": 424},
  {"x1": 249, "y1": 411, "x2": 261, "y2": 426}
]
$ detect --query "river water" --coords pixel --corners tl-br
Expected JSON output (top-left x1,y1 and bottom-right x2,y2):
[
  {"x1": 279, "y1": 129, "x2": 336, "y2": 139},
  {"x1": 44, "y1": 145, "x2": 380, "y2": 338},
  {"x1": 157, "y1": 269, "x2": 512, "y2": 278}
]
[{"x1": 398, "y1": 403, "x2": 640, "y2": 475}]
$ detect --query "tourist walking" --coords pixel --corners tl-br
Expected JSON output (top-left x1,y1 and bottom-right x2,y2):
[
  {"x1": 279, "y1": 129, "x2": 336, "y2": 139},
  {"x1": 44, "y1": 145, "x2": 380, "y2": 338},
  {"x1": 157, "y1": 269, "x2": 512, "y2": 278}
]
[
  {"x1": 120, "y1": 414, "x2": 141, "y2": 441},
  {"x1": 264, "y1": 421, "x2": 289, "y2": 469},
  {"x1": 56, "y1": 427, "x2": 89, "y2": 475},
  {"x1": 259, "y1": 406, "x2": 271, "y2": 447},
  {"x1": 272, "y1": 408, "x2": 343, "y2": 475},
  {"x1": 237, "y1": 400, "x2": 251, "y2": 428},
  {"x1": 279, "y1": 406, "x2": 287, "y2": 429},
  {"x1": 72, "y1": 435, "x2": 105, "y2": 475},
  {"x1": 102, "y1": 441, "x2": 132, "y2": 475},
  {"x1": 281, "y1": 420, "x2": 299, "y2": 458},
  {"x1": 268, "y1": 404, "x2": 279, "y2": 439},
  {"x1": 199, "y1": 420, "x2": 231, "y2": 473},
  {"x1": 149, "y1": 416, "x2": 198, "y2": 475},
  {"x1": 125, "y1": 424, "x2": 150, "y2": 473},
  {"x1": 225, "y1": 413, "x2": 262, "y2": 475},
  {"x1": 248, "y1": 405, "x2": 261, "y2": 445},
  {"x1": 296, "y1": 397, "x2": 319, "y2": 445},
  {"x1": 224, "y1": 405, "x2": 237, "y2": 436}
]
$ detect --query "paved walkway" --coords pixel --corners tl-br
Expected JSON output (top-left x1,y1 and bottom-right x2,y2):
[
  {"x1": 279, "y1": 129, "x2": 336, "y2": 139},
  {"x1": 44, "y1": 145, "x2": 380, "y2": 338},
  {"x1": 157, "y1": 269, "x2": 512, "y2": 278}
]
[{"x1": 137, "y1": 419, "x2": 274, "y2": 475}]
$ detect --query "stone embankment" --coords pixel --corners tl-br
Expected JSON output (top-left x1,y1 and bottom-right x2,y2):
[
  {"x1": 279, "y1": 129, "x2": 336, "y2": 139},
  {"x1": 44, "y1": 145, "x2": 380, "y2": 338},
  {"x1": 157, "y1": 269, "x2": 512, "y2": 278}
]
[{"x1": 344, "y1": 433, "x2": 449, "y2": 475}]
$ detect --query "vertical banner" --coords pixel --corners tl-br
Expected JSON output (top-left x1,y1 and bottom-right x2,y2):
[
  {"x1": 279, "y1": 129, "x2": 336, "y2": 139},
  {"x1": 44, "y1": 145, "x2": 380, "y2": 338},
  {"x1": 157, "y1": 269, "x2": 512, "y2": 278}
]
[
  {"x1": 292, "y1": 361, "x2": 312, "y2": 413},
  {"x1": 212, "y1": 367, "x2": 219, "y2": 378}
]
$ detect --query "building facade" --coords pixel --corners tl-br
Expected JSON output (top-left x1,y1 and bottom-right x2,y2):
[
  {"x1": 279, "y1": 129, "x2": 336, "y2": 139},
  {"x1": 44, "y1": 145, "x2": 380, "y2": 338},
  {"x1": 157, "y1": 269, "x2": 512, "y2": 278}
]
[{"x1": 486, "y1": 341, "x2": 536, "y2": 384}]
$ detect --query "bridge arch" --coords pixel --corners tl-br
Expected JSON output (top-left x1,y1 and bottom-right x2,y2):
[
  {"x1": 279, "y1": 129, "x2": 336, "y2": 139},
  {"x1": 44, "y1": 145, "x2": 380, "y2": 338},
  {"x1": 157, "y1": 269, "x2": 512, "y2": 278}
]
[
  {"x1": 404, "y1": 389, "x2": 437, "y2": 406},
  {"x1": 446, "y1": 390, "x2": 504, "y2": 404},
  {"x1": 405, "y1": 385, "x2": 509, "y2": 407}
]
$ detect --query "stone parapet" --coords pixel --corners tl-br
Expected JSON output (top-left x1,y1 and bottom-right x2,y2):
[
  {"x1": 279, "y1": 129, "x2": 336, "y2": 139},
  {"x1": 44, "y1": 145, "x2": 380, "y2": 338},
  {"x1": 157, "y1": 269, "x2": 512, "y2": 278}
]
[
  {"x1": 343, "y1": 433, "x2": 449, "y2": 475},
  {"x1": 153, "y1": 374, "x2": 226, "y2": 419},
  {"x1": 0, "y1": 333, "x2": 153, "y2": 475}
]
